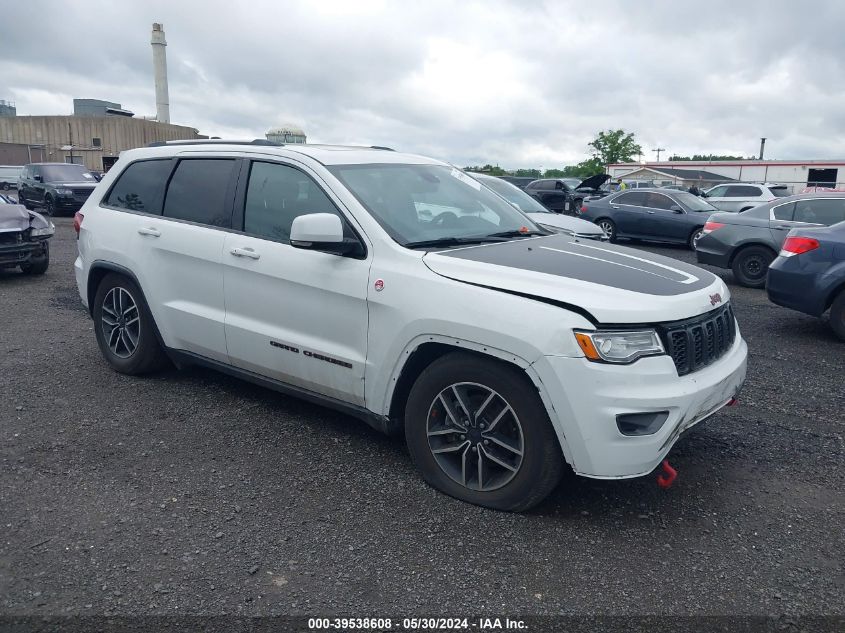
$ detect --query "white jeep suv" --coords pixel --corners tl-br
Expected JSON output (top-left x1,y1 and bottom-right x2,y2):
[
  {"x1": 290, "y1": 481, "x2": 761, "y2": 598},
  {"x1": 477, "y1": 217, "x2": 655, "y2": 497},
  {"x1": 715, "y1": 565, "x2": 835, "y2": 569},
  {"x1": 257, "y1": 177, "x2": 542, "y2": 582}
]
[{"x1": 74, "y1": 141, "x2": 747, "y2": 511}]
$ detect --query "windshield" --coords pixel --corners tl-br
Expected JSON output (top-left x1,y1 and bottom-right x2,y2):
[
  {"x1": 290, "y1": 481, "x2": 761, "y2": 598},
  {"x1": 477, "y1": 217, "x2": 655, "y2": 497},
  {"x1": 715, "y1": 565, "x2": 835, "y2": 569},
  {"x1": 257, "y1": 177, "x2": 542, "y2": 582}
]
[
  {"x1": 673, "y1": 192, "x2": 718, "y2": 211},
  {"x1": 562, "y1": 178, "x2": 581, "y2": 189},
  {"x1": 329, "y1": 164, "x2": 541, "y2": 246},
  {"x1": 41, "y1": 164, "x2": 97, "y2": 182},
  {"x1": 475, "y1": 175, "x2": 551, "y2": 214}
]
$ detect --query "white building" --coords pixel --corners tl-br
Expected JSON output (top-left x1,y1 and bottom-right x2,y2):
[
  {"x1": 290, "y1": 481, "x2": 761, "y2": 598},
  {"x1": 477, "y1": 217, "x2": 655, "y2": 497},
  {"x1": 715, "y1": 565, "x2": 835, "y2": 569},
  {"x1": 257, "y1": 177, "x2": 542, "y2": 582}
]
[{"x1": 607, "y1": 159, "x2": 845, "y2": 193}]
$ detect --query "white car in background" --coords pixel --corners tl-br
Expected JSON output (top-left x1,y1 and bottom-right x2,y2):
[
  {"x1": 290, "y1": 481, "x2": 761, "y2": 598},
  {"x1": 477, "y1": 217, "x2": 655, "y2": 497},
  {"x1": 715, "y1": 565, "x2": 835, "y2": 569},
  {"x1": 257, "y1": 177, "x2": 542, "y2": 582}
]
[
  {"x1": 702, "y1": 182, "x2": 790, "y2": 213},
  {"x1": 471, "y1": 173, "x2": 607, "y2": 240}
]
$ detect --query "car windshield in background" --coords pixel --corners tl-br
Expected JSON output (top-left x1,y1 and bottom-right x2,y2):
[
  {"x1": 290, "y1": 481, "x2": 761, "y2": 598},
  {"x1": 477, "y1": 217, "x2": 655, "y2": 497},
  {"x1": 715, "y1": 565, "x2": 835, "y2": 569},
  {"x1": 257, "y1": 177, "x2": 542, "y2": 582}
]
[
  {"x1": 476, "y1": 175, "x2": 550, "y2": 214},
  {"x1": 674, "y1": 191, "x2": 718, "y2": 211},
  {"x1": 329, "y1": 164, "x2": 541, "y2": 246},
  {"x1": 770, "y1": 187, "x2": 791, "y2": 197},
  {"x1": 562, "y1": 178, "x2": 581, "y2": 189},
  {"x1": 41, "y1": 165, "x2": 98, "y2": 182}
]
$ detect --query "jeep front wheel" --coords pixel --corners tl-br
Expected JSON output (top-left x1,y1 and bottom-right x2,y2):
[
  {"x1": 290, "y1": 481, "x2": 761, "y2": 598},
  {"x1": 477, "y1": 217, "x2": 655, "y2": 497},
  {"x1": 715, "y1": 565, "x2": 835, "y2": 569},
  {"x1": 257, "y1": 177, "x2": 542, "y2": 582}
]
[{"x1": 405, "y1": 353, "x2": 563, "y2": 511}]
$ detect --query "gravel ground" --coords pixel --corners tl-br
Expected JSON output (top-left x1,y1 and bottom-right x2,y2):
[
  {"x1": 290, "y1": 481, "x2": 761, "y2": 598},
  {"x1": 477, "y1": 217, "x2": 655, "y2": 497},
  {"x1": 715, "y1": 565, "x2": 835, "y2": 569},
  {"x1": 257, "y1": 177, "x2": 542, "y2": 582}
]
[{"x1": 1, "y1": 215, "x2": 843, "y2": 618}]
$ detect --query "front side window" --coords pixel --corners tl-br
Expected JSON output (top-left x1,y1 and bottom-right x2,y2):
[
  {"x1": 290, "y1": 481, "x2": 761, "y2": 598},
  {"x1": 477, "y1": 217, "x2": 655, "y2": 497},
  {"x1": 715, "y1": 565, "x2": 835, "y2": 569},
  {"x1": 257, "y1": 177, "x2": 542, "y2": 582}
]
[
  {"x1": 243, "y1": 161, "x2": 345, "y2": 242},
  {"x1": 706, "y1": 185, "x2": 729, "y2": 198},
  {"x1": 163, "y1": 159, "x2": 236, "y2": 227},
  {"x1": 644, "y1": 192, "x2": 674, "y2": 210},
  {"x1": 328, "y1": 164, "x2": 540, "y2": 246},
  {"x1": 793, "y1": 198, "x2": 845, "y2": 225},
  {"x1": 104, "y1": 160, "x2": 172, "y2": 213}
]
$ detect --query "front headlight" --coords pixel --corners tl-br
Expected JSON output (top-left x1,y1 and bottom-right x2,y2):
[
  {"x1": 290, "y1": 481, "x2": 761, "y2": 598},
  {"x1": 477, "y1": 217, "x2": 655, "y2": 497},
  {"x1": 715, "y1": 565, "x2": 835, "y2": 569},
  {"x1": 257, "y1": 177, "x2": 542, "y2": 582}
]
[
  {"x1": 55, "y1": 188, "x2": 73, "y2": 196},
  {"x1": 574, "y1": 329, "x2": 664, "y2": 364},
  {"x1": 30, "y1": 224, "x2": 55, "y2": 237}
]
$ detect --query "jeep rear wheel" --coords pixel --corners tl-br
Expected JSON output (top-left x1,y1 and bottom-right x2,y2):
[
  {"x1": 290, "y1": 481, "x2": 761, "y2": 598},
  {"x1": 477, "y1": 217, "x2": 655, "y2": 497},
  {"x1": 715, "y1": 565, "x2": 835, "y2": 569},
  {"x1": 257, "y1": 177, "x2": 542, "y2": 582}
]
[
  {"x1": 405, "y1": 353, "x2": 563, "y2": 511},
  {"x1": 92, "y1": 273, "x2": 169, "y2": 374}
]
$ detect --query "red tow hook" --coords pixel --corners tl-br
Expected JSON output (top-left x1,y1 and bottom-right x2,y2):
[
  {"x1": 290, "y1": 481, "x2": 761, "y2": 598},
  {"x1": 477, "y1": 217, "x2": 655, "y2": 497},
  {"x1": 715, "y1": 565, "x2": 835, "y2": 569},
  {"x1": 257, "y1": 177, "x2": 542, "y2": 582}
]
[
  {"x1": 727, "y1": 397, "x2": 739, "y2": 407},
  {"x1": 656, "y1": 460, "x2": 677, "y2": 489}
]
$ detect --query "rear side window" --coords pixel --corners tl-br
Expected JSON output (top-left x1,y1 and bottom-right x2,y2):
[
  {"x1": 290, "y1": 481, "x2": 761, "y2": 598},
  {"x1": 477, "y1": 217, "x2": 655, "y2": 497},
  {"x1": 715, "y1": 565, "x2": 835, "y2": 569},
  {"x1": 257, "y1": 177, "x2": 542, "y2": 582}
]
[
  {"x1": 163, "y1": 159, "x2": 236, "y2": 228},
  {"x1": 769, "y1": 186, "x2": 790, "y2": 197},
  {"x1": 104, "y1": 160, "x2": 172, "y2": 213},
  {"x1": 615, "y1": 191, "x2": 646, "y2": 206},
  {"x1": 794, "y1": 199, "x2": 845, "y2": 225},
  {"x1": 772, "y1": 202, "x2": 794, "y2": 221},
  {"x1": 243, "y1": 161, "x2": 344, "y2": 242},
  {"x1": 726, "y1": 185, "x2": 761, "y2": 197}
]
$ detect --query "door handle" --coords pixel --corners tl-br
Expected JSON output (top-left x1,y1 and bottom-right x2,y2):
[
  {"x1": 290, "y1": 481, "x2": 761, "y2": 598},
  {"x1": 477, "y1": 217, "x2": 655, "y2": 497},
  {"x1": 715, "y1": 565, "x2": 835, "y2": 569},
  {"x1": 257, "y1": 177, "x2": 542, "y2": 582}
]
[
  {"x1": 647, "y1": 210, "x2": 656, "y2": 214},
  {"x1": 230, "y1": 247, "x2": 260, "y2": 260},
  {"x1": 772, "y1": 224, "x2": 791, "y2": 230},
  {"x1": 137, "y1": 227, "x2": 161, "y2": 237}
]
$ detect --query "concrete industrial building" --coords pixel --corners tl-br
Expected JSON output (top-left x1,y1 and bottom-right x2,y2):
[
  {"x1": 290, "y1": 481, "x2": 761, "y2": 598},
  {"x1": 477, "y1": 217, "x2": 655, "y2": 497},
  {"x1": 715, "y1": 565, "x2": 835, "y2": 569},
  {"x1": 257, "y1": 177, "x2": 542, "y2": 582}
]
[
  {"x1": 0, "y1": 23, "x2": 204, "y2": 171},
  {"x1": 266, "y1": 125, "x2": 307, "y2": 144},
  {"x1": 608, "y1": 160, "x2": 845, "y2": 193}
]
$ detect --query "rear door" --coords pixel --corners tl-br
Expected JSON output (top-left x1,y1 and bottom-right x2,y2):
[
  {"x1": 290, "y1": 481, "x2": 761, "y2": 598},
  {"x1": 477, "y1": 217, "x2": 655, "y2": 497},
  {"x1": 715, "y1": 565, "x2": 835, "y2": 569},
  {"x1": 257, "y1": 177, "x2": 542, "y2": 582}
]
[
  {"x1": 769, "y1": 198, "x2": 845, "y2": 248},
  {"x1": 222, "y1": 159, "x2": 370, "y2": 406},
  {"x1": 608, "y1": 191, "x2": 649, "y2": 237},
  {"x1": 134, "y1": 156, "x2": 239, "y2": 363}
]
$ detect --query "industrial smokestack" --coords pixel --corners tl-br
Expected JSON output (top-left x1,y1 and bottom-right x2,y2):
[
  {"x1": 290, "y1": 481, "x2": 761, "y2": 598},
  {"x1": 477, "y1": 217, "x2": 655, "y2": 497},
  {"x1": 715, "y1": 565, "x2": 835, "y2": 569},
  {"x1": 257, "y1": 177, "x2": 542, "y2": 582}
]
[{"x1": 151, "y1": 23, "x2": 170, "y2": 123}]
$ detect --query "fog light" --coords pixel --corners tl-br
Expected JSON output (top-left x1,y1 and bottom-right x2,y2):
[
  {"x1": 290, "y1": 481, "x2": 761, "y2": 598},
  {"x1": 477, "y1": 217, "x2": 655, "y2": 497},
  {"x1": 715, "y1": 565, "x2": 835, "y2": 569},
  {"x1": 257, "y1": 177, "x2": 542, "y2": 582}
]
[{"x1": 616, "y1": 411, "x2": 670, "y2": 436}]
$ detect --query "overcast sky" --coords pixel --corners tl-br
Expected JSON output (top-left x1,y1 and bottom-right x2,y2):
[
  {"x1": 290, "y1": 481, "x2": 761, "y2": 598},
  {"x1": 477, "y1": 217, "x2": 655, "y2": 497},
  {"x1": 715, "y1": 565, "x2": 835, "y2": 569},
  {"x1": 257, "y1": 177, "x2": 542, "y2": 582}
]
[{"x1": 1, "y1": 0, "x2": 843, "y2": 168}]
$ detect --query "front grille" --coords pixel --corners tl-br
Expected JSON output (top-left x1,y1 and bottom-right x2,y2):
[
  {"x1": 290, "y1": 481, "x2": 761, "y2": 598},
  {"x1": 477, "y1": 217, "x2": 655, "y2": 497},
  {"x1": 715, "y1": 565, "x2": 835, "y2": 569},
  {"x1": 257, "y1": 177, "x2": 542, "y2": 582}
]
[
  {"x1": 72, "y1": 188, "x2": 94, "y2": 198},
  {"x1": 657, "y1": 303, "x2": 736, "y2": 376},
  {"x1": 0, "y1": 231, "x2": 23, "y2": 245}
]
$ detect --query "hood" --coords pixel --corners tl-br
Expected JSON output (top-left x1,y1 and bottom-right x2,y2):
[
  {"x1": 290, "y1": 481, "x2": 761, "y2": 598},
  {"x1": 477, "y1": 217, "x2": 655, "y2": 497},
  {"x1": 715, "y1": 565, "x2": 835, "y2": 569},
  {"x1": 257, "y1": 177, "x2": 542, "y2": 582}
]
[
  {"x1": 422, "y1": 234, "x2": 729, "y2": 324},
  {"x1": 527, "y1": 213, "x2": 605, "y2": 236},
  {"x1": 0, "y1": 204, "x2": 50, "y2": 232},
  {"x1": 577, "y1": 173, "x2": 611, "y2": 190}
]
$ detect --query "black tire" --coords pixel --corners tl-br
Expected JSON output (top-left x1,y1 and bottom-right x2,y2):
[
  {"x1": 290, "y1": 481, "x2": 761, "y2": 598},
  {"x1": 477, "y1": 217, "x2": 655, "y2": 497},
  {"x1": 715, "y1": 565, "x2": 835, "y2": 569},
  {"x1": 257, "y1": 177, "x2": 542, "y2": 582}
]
[
  {"x1": 689, "y1": 227, "x2": 704, "y2": 250},
  {"x1": 2, "y1": 182, "x2": 10, "y2": 191},
  {"x1": 731, "y1": 245, "x2": 775, "y2": 288},
  {"x1": 44, "y1": 195, "x2": 55, "y2": 216},
  {"x1": 405, "y1": 352, "x2": 564, "y2": 512},
  {"x1": 830, "y1": 290, "x2": 845, "y2": 342},
  {"x1": 20, "y1": 245, "x2": 49, "y2": 275},
  {"x1": 596, "y1": 218, "x2": 617, "y2": 242},
  {"x1": 92, "y1": 273, "x2": 169, "y2": 375},
  {"x1": 572, "y1": 198, "x2": 583, "y2": 215}
]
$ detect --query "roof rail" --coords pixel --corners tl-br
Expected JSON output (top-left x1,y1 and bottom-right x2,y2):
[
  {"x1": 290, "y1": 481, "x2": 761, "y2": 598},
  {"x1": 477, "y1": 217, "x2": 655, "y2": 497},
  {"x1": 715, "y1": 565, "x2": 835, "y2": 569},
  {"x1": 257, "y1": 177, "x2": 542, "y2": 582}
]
[
  {"x1": 147, "y1": 139, "x2": 283, "y2": 148},
  {"x1": 370, "y1": 145, "x2": 395, "y2": 151}
]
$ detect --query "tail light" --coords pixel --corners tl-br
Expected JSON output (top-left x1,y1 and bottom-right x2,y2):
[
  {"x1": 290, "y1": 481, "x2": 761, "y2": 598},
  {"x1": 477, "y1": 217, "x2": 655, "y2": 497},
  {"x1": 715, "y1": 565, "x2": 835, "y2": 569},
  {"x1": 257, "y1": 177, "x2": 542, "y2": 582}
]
[
  {"x1": 579, "y1": 204, "x2": 588, "y2": 214},
  {"x1": 702, "y1": 221, "x2": 725, "y2": 234},
  {"x1": 73, "y1": 211, "x2": 84, "y2": 235},
  {"x1": 780, "y1": 236, "x2": 819, "y2": 257}
]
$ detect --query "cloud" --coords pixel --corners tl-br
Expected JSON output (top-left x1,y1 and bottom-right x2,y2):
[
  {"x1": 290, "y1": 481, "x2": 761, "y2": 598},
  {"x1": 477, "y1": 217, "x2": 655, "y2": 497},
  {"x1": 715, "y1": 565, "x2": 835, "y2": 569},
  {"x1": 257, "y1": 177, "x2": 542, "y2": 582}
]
[{"x1": 1, "y1": 0, "x2": 844, "y2": 168}]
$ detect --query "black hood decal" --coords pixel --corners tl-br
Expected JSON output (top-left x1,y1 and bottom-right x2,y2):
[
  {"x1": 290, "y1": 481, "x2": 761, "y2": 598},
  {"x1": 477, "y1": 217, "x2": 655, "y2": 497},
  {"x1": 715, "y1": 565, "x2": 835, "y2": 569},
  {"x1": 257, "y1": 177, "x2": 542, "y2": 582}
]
[{"x1": 433, "y1": 235, "x2": 716, "y2": 296}]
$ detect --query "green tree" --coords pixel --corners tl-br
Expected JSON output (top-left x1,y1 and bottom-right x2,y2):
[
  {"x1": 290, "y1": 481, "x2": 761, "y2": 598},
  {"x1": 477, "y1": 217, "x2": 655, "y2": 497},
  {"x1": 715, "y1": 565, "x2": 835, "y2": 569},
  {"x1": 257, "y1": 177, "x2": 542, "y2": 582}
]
[
  {"x1": 464, "y1": 164, "x2": 506, "y2": 176},
  {"x1": 513, "y1": 168, "x2": 542, "y2": 178},
  {"x1": 587, "y1": 129, "x2": 642, "y2": 165},
  {"x1": 669, "y1": 154, "x2": 749, "y2": 161},
  {"x1": 543, "y1": 168, "x2": 567, "y2": 178}
]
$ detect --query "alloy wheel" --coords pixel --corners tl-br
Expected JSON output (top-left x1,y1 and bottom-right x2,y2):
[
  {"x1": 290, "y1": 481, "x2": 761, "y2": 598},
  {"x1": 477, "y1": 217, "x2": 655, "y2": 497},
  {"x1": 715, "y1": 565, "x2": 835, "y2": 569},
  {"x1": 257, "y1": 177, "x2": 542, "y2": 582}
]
[
  {"x1": 101, "y1": 287, "x2": 141, "y2": 359},
  {"x1": 598, "y1": 220, "x2": 614, "y2": 239},
  {"x1": 426, "y1": 382, "x2": 524, "y2": 492}
]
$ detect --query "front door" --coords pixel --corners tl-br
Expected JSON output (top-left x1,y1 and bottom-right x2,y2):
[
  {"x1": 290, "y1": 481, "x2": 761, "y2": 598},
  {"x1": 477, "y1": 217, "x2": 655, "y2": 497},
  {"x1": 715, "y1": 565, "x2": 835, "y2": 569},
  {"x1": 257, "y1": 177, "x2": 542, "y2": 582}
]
[{"x1": 222, "y1": 159, "x2": 370, "y2": 406}]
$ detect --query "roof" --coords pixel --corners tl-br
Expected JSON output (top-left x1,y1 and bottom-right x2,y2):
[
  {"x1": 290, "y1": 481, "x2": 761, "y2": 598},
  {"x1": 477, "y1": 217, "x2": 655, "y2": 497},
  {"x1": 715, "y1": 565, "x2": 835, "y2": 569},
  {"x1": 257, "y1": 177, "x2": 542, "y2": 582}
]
[
  {"x1": 124, "y1": 142, "x2": 445, "y2": 167},
  {"x1": 622, "y1": 166, "x2": 734, "y2": 181}
]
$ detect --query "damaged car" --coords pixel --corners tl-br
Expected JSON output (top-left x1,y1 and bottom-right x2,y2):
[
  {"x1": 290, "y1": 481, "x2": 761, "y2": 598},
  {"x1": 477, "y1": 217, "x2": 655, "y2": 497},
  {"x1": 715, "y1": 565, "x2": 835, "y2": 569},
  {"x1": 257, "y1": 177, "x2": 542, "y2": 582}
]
[{"x1": 0, "y1": 196, "x2": 54, "y2": 275}]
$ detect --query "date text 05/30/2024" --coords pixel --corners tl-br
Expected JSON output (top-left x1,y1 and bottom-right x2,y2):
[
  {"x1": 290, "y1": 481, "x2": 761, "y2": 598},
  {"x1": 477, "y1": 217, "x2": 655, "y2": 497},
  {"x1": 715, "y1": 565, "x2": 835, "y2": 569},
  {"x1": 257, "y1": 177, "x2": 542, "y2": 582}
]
[{"x1": 307, "y1": 617, "x2": 528, "y2": 630}]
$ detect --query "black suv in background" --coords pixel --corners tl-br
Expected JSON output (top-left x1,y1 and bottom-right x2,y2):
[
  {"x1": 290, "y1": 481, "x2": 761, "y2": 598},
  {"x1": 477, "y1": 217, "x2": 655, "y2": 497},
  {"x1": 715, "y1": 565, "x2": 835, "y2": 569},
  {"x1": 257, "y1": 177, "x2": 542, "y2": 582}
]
[
  {"x1": 18, "y1": 163, "x2": 99, "y2": 216},
  {"x1": 525, "y1": 174, "x2": 610, "y2": 214}
]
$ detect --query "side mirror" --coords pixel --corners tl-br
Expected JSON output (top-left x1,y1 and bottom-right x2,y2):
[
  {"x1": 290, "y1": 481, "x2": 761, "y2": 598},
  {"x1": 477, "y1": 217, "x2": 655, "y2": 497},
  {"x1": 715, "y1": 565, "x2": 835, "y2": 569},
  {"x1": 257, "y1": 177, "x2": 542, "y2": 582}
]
[
  {"x1": 33, "y1": 174, "x2": 42, "y2": 182},
  {"x1": 670, "y1": 205, "x2": 684, "y2": 214},
  {"x1": 290, "y1": 213, "x2": 362, "y2": 257}
]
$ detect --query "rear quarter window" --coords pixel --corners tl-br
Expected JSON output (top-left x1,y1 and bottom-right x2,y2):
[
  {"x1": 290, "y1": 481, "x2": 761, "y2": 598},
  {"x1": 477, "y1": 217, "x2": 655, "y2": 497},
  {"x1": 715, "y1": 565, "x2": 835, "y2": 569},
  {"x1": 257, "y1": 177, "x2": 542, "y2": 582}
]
[{"x1": 103, "y1": 159, "x2": 173, "y2": 214}]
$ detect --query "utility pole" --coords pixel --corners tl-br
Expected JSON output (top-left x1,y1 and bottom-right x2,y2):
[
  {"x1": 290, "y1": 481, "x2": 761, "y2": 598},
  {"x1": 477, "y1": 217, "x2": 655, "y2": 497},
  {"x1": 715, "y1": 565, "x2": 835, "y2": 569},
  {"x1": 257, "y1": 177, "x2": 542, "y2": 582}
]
[
  {"x1": 68, "y1": 122, "x2": 74, "y2": 165},
  {"x1": 653, "y1": 147, "x2": 666, "y2": 162},
  {"x1": 759, "y1": 137, "x2": 767, "y2": 160}
]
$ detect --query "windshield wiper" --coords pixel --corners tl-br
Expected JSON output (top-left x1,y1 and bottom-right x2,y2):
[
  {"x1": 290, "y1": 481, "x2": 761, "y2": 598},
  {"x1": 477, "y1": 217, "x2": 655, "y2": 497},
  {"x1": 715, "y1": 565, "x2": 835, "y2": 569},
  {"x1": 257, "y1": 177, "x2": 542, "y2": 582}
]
[
  {"x1": 404, "y1": 236, "x2": 510, "y2": 249},
  {"x1": 485, "y1": 229, "x2": 546, "y2": 238}
]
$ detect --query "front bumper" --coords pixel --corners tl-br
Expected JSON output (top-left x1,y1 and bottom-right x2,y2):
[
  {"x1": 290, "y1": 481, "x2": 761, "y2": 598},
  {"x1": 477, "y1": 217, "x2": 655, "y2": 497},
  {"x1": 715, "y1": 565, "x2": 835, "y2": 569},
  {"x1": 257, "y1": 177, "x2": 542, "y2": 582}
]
[
  {"x1": 0, "y1": 239, "x2": 47, "y2": 267},
  {"x1": 532, "y1": 333, "x2": 748, "y2": 479},
  {"x1": 54, "y1": 196, "x2": 88, "y2": 213}
]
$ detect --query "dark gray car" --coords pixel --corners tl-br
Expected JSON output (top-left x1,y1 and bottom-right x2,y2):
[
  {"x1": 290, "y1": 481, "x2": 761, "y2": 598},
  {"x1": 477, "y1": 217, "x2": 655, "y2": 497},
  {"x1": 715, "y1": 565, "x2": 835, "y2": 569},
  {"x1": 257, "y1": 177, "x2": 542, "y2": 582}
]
[
  {"x1": 696, "y1": 193, "x2": 845, "y2": 288},
  {"x1": 17, "y1": 163, "x2": 98, "y2": 216},
  {"x1": 577, "y1": 188, "x2": 719, "y2": 249}
]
